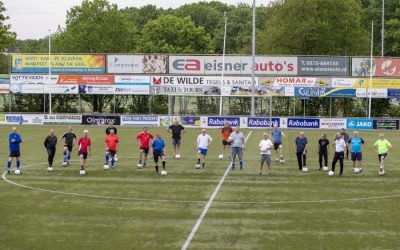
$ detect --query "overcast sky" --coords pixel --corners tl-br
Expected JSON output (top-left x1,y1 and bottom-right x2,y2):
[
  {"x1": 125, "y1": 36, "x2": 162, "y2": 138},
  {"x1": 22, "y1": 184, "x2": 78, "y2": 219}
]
[{"x1": 3, "y1": 0, "x2": 270, "y2": 40}]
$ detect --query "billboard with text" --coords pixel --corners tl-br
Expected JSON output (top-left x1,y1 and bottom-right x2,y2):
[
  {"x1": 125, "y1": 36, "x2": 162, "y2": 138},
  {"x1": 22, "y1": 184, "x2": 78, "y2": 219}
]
[
  {"x1": 107, "y1": 55, "x2": 167, "y2": 74},
  {"x1": 298, "y1": 56, "x2": 349, "y2": 76}
]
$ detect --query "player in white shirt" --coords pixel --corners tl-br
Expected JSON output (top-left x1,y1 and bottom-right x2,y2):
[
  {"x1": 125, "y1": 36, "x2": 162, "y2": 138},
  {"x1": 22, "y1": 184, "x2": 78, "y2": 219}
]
[
  {"x1": 331, "y1": 133, "x2": 346, "y2": 176},
  {"x1": 259, "y1": 133, "x2": 274, "y2": 176},
  {"x1": 196, "y1": 129, "x2": 213, "y2": 168}
]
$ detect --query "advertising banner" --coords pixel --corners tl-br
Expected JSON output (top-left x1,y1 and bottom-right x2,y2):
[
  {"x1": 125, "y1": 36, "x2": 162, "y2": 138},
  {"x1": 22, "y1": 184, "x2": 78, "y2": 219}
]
[
  {"x1": 151, "y1": 76, "x2": 255, "y2": 86},
  {"x1": 114, "y1": 85, "x2": 150, "y2": 95},
  {"x1": 333, "y1": 78, "x2": 400, "y2": 89},
  {"x1": 4, "y1": 114, "x2": 44, "y2": 124},
  {"x1": 151, "y1": 85, "x2": 221, "y2": 95},
  {"x1": 44, "y1": 85, "x2": 79, "y2": 94},
  {"x1": 57, "y1": 75, "x2": 114, "y2": 85},
  {"x1": 287, "y1": 118, "x2": 319, "y2": 128},
  {"x1": 207, "y1": 116, "x2": 240, "y2": 127},
  {"x1": 387, "y1": 89, "x2": 400, "y2": 98},
  {"x1": 107, "y1": 54, "x2": 167, "y2": 74},
  {"x1": 0, "y1": 74, "x2": 9, "y2": 93},
  {"x1": 346, "y1": 119, "x2": 373, "y2": 130},
  {"x1": 247, "y1": 117, "x2": 280, "y2": 128},
  {"x1": 169, "y1": 55, "x2": 297, "y2": 75},
  {"x1": 10, "y1": 74, "x2": 58, "y2": 84},
  {"x1": 294, "y1": 87, "x2": 358, "y2": 98},
  {"x1": 320, "y1": 118, "x2": 346, "y2": 129},
  {"x1": 160, "y1": 116, "x2": 172, "y2": 126},
  {"x1": 298, "y1": 57, "x2": 349, "y2": 76},
  {"x1": 78, "y1": 85, "x2": 115, "y2": 94},
  {"x1": 356, "y1": 88, "x2": 387, "y2": 98},
  {"x1": 373, "y1": 119, "x2": 399, "y2": 130},
  {"x1": 224, "y1": 86, "x2": 285, "y2": 96},
  {"x1": 9, "y1": 84, "x2": 44, "y2": 94},
  {"x1": 121, "y1": 115, "x2": 159, "y2": 126},
  {"x1": 43, "y1": 114, "x2": 82, "y2": 124},
  {"x1": 11, "y1": 54, "x2": 106, "y2": 74},
  {"x1": 82, "y1": 115, "x2": 121, "y2": 125},
  {"x1": 259, "y1": 77, "x2": 331, "y2": 87},
  {"x1": 180, "y1": 117, "x2": 201, "y2": 126},
  {"x1": 115, "y1": 75, "x2": 150, "y2": 85},
  {"x1": 352, "y1": 57, "x2": 400, "y2": 77}
]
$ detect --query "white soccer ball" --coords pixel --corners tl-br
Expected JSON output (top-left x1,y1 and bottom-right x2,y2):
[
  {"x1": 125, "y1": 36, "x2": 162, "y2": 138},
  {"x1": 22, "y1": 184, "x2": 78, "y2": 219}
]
[
  {"x1": 137, "y1": 163, "x2": 143, "y2": 169},
  {"x1": 195, "y1": 164, "x2": 201, "y2": 169},
  {"x1": 62, "y1": 161, "x2": 68, "y2": 166},
  {"x1": 328, "y1": 171, "x2": 335, "y2": 176},
  {"x1": 175, "y1": 154, "x2": 181, "y2": 159},
  {"x1": 322, "y1": 166, "x2": 329, "y2": 171},
  {"x1": 379, "y1": 170, "x2": 385, "y2": 176},
  {"x1": 79, "y1": 170, "x2": 86, "y2": 175},
  {"x1": 47, "y1": 167, "x2": 53, "y2": 172},
  {"x1": 218, "y1": 154, "x2": 224, "y2": 160},
  {"x1": 103, "y1": 164, "x2": 110, "y2": 170},
  {"x1": 280, "y1": 159, "x2": 285, "y2": 164},
  {"x1": 161, "y1": 170, "x2": 167, "y2": 176},
  {"x1": 302, "y1": 167, "x2": 308, "y2": 172},
  {"x1": 114, "y1": 157, "x2": 118, "y2": 162},
  {"x1": 14, "y1": 169, "x2": 21, "y2": 175},
  {"x1": 353, "y1": 168, "x2": 360, "y2": 174}
]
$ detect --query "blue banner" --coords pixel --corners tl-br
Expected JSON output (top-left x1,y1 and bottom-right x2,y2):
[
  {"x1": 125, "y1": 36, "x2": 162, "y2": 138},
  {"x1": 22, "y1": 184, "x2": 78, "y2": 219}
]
[
  {"x1": 181, "y1": 117, "x2": 200, "y2": 126},
  {"x1": 294, "y1": 87, "x2": 357, "y2": 97},
  {"x1": 247, "y1": 117, "x2": 280, "y2": 128},
  {"x1": 387, "y1": 89, "x2": 400, "y2": 98},
  {"x1": 346, "y1": 119, "x2": 373, "y2": 130},
  {"x1": 287, "y1": 118, "x2": 319, "y2": 128},
  {"x1": 207, "y1": 117, "x2": 240, "y2": 127}
]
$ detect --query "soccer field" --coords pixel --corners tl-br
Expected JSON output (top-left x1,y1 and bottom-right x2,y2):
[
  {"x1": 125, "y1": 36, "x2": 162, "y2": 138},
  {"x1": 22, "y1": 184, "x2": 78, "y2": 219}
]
[{"x1": 1, "y1": 125, "x2": 400, "y2": 250}]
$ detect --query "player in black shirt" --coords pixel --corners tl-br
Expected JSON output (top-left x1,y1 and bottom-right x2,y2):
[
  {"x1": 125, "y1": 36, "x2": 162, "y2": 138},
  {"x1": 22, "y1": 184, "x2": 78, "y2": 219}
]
[
  {"x1": 167, "y1": 120, "x2": 185, "y2": 158},
  {"x1": 317, "y1": 133, "x2": 330, "y2": 171},
  {"x1": 105, "y1": 122, "x2": 118, "y2": 160},
  {"x1": 61, "y1": 126, "x2": 77, "y2": 166},
  {"x1": 44, "y1": 129, "x2": 57, "y2": 170}
]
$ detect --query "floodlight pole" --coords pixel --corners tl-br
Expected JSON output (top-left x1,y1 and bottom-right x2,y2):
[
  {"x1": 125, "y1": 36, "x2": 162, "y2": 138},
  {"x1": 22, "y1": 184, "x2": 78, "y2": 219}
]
[
  {"x1": 250, "y1": 0, "x2": 256, "y2": 116},
  {"x1": 381, "y1": 0, "x2": 384, "y2": 57},
  {"x1": 368, "y1": 21, "x2": 373, "y2": 119},
  {"x1": 48, "y1": 29, "x2": 52, "y2": 114},
  {"x1": 219, "y1": 12, "x2": 227, "y2": 116}
]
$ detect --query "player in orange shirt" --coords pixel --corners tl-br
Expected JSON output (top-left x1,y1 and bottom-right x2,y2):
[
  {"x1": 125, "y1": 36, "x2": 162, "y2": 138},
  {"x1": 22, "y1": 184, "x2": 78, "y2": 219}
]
[
  {"x1": 220, "y1": 121, "x2": 233, "y2": 159},
  {"x1": 104, "y1": 129, "x2": 119, "y2": 168},
  {"x1": 136, "y1": 127, "x2": 154, "y2": 168}
]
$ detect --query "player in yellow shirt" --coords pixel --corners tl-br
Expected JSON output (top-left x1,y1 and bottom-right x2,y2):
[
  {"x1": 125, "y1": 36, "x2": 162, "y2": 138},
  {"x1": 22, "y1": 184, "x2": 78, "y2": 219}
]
[{"x1": 373, "y1": 133, "x2": 392, "y2": 175}]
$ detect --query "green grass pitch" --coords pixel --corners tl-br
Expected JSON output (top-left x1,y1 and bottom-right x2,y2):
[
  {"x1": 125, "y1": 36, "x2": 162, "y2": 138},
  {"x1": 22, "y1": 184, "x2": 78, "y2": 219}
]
[{"x1": 0, "y1": 125, "x2": 400, "y2": 250}]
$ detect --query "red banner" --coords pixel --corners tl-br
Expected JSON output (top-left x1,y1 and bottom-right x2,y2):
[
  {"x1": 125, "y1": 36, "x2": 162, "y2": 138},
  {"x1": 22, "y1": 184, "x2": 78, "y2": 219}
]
[{"x1": 57, "y1": 75, "x2": 115, "y2": 85}]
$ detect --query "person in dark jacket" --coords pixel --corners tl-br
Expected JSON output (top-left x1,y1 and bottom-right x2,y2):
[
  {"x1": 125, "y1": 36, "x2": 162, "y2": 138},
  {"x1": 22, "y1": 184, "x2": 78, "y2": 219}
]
[
  {"x1": 7, "y1": 127, "x2": 22, "y2": 175},
  {"x1": 44, "y1": 129, "x2": 57, "y2": 170}
]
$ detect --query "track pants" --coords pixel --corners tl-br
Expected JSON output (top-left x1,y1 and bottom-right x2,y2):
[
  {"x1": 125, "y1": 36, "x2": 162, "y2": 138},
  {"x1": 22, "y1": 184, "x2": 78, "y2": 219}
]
[
  {"x1": 47, "y1": 147, "x2": 56, "y2": 167},
  {"x1": 319, "y1": 151, "x2": 328, "y2": 168},
  {"x1": 332, "y1": 151, "x2": 344, "y2": 174},
  {"x1": 296, "y1": 152, "x2": 306, "y2": 170}
]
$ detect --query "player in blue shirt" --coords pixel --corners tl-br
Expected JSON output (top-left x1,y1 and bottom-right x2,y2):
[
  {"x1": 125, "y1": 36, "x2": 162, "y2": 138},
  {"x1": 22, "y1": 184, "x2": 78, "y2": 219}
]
[
  {"x1": 348, "y1": 130, "x2": 365, "y2": 173},
  {"x1": 152, "y1": 133, "x2": 166, "y2": 174},
  {"x1": 7, "y1": 127, "x2": 22, "y2": 175},
  {"x1": 271, "y1": 125, "x2": 285, "y2": 163}
]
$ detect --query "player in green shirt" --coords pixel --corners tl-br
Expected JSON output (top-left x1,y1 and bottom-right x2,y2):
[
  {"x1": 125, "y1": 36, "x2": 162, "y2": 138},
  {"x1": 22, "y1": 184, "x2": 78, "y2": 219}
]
[{"x1": 373, "y1": 133, "x2": 392, "y2": 175}]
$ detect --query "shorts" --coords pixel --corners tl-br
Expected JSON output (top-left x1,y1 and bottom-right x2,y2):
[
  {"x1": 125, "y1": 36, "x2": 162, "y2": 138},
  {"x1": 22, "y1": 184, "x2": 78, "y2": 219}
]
[
  {"x1": 231, "y1": 147, "x2": 243, "y2": 159},
  {"x1": 172, "y1": 139, "x2": 181, "y2": 145},
  {"x1": 64, "y1": 144, "x2": 73, "y2": 152},
  {"x1": 79, "y1": 151, "x2": 88, "y2": 159},
  {"x1": 273, "y1": 142, "x2": 282, "y2": 150},
  {"x1": 197, "y1": 148, "x2": 208, "y2": 156},
  {"x1": 378, "y1": 153, "x2": 388, "y2": 161},
  {"x1": 222, "y1": 140, "x2": 232, "y2": 146},
  {"x1": 107, "y1": 150, "x2": 116, "y2": 157},
  {"x1": 153, "y1": 151, "x2": 165, "y2": 163},
  {"x1": 260, "y1": 154, "x2": 271, "y2": 165},
  {"x1": 351, "y1": 152, "x2": 362, "y2": 161},
  {"x1": 140, "y1": 147, "x2": 149, "y2": 155},
  {"x1": 9, "y1": 151, "x2": 20, "y2": 157}
]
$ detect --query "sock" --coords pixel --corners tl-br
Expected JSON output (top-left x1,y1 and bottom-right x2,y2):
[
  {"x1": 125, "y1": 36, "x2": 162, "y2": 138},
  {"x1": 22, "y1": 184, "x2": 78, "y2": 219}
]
[
  {"x1": 80, "y1": 165, "x2": 84, "y2": 170},
  {"x1": 105, "y1": 154, "x2": 109, "y2": 164},
  {"x1": 7, "y1": 161, "x2": 11, "y2": 170},
  {"x1": 155, "y1": 165, "x2": 159, "y2": 173},
  {"x1": 197, "y1": 158, "x2": 200, "y2": 164},
  {"x1": 143, "y1": 161, "x2": 146, "y2": 167},
  {"x1": 202, "y1": 162, "x2": 205, "y2": 168},
  {"x1": 231, "y1": 162, "x2": 235, "y2": 168},
  {"x1": 139, "y1": 160, "x2": 142, "y2": 164},
  {"x1": 162, "y1": 161, "x2": 166, "y2": 170},
  {"x1": 16, "y1": 161, "x2": 20, "y2": 170},
  {"x1": 111, "y1": 158, "x2": 115, "y2": 167},
  {"x1": 67, "y1": 153, "x2": 71, "y2": 161},
  {"x1": 239, "y1": 160, "x2": 243, "y2": 168}
]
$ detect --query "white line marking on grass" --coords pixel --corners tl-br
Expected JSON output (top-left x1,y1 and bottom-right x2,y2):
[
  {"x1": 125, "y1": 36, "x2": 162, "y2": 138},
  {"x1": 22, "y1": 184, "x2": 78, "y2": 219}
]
[{"x1": 181, "y1": 131, "x2": 253, "y2": 250}]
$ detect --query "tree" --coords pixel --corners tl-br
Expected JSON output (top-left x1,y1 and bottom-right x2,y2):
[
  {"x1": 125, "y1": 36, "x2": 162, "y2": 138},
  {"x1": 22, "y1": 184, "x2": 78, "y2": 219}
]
[
  {"x1": 138, "y1": 15, "x2": 214, "y2": 53},
  {"x1": 0, "y1": 1, "x2": 16, "y2": 52},
  {"x1": 122, "y1": 5, "x2": 168, "y2": 32}
]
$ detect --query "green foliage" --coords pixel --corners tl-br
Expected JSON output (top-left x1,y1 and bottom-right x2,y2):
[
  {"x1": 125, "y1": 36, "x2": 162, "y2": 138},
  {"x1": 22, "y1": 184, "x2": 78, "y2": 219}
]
[
  {"x1": 0, "y1": 1, "x2": 16, "y2": 52},
  {"x1": 138, "y1": 15, "x2": 214, "y2": 53},
  {"x1": 122, "y1": 5, "x2": 169, "y2": 32}
]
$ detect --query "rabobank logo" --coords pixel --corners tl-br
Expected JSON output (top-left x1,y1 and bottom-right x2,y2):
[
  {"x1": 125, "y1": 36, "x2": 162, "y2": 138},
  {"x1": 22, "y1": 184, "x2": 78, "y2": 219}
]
[
  {"x1": 287, "y1": 118, "x2": 319, "y2": 128},
  {"x1": 247, "y1": 117, "x2": 280, "y2": 128},
  {"x1": 346, "y1": 119, "x2": 373, "y2": 130},
  {"x1": 207, "y1": 117, "x2": 240, "y2": 127}
]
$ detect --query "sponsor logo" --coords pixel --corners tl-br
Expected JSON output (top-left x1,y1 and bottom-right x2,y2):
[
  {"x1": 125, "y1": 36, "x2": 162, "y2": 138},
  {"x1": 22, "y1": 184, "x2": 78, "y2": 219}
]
[
  {"x1": 287, "y1": 118, "x2": 319, "y2": 128},
  {"x1": 207, "y1": 117, "x2": 240, "y2": 127},
  {"x1": 346, "y1": 119, "x2": 373, "y2": 130},
  {"x1": 82, "y1": 115, "x2": 121, "y2": 125},
  {"x1": 247, "y1": 117, "x2": 280, "y2": 127}
]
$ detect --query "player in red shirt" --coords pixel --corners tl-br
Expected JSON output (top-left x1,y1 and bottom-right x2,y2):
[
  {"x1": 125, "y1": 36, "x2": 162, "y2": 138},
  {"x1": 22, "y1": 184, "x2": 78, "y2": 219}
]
[
  {"x1": 78, "y1": 129, "x2": 91, "y2": 175},
  {"x1": 136, "y1": 127, "x2": 154, "y2": 168},
  {"x1": 104, "y1": 129, "x2": 119, "y2": 168}
]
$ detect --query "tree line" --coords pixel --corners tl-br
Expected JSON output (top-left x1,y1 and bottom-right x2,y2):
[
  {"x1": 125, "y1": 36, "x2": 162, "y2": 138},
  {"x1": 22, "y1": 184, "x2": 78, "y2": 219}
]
[{"x1": 0, "y1": 0, "x2": 399, "y2": 117}]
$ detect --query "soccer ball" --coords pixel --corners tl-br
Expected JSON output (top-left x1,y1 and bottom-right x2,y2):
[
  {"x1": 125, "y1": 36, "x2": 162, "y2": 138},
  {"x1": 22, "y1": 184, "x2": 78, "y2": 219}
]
[
  {"x1": 379, "y1": 170, "x2": 385, "y2": 176},
  {"x1": 14, "y1": 169, "x2": 21, "y2": 175},
  {"x1": 353, "y1": 168, "x2": 360, "y2": 174},
  {"x1": 322, "y1": 166, "x2": 329, "y2": 171},
  {"x1": 79, "y1": 170, "x2": 86, "y2": 175},
  {"x1": 280, "y1": 159, "x2": 285, "y2": 164},
  {"x1": 195, "y1": 164, "x2": 201, "y2": 169},
  {"x1": 328, "y1": 171, "x2": 335, "y2": 176},
  {"x1": 47, "y1": 167, "x2": 53, "y2": 172},
  {"x1": 103, "y1": 164, "x2": 110, "y2": 170},
  {"x1": 62, "y1": 161, "x2": 68, "y2": 167},
  {"x1": 175, "y1": 154, "x2": 181, "y2": 159},
  {"x1": 137, "y1": 163, "x2": 143, "y2": 169},
  {"x1": 302, "y1": 167, "x2": 308, "y2": 172},
  {"x1": 218, "y1": 154, "x2": 224, "y2": 160},
  {"x1": 161, "y1": 170, "x2": 167, "y2": 176}
]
